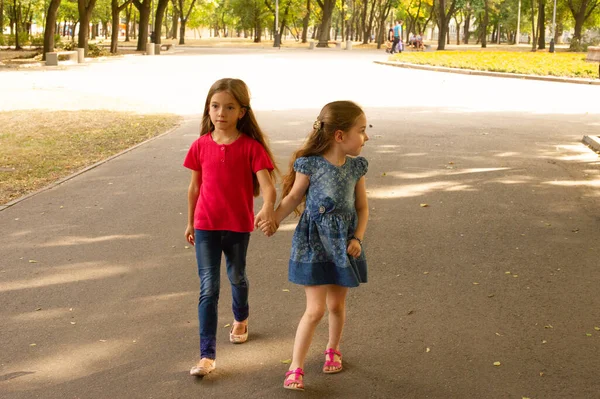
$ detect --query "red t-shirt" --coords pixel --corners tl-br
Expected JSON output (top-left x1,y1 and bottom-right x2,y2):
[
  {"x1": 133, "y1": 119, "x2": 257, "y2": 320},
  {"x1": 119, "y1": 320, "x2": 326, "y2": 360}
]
[{"x1": 183, "y1": 133, "x2": 274, "y2": 232}]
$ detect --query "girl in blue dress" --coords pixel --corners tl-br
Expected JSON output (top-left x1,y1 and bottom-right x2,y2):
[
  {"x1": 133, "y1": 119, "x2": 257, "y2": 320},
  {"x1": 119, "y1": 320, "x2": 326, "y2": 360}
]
[{"x1": 258, "y1": 101, "x2": 369, "y2": 391}]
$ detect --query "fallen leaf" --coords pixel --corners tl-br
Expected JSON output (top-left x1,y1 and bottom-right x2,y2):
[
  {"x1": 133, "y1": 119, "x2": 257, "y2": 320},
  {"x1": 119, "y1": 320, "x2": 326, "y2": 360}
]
[
  {"x1": 488, "y1": 294, "x2": 495, "y2": 298},
  {"x1": 60, "y1": 206, "x2": 64, "y2": 209},
  {"x1": 30, "y1": 343, "x2": 36, "y2": 346},
  {"x1": 99, "y1": 339, "x2": 107, "y2": 342},
  {"x1": 29, "y1": 260, "x2": 37, "y2": 263},
  {"x1": 493, "y1": 361, "x2": 501, "y2": 366},
  {"x1": 544, "y1": 325, "x2": 553, "y2": 329},
  {"x1": 282, "y1": 289, "x2": 290, "y2": 292},
  {"x1": 420, "y1": 203, "x2": 429, "y2": 207},
  {"x1": 184, "y1": 246, "x2": 189, "y2": 249},
  {"x1": 281, "y1": 359, "x2": 292, "y2": 364},
  {"x1": 407, "y1": 310, "x2": 414, "y2": 315},
  {"x1": 586, "y1": 333, "x2": 592, "y2": 337},
  {"x1": 382, "y1": 172, "x2": 387, "y2": 176},
  {"x1": 473, "y1": 282, "x2": 479, "y2": 285},
  {"x1": 540, "y1": 372, "x2": 544, "y2": 377},
  {"x1": 542, "y1": 340, "x2": 547, "y2": 344},
  {"x1": 426, "y1": 347, "x2": 430, "y2": 352},
  {"x1": 513, "y1": 275, "x2": 519, "y2": 278},
  {"x1": 448, "y1": 161, "x2": 454, "y2": 165},
  {"x1": 70, "y1": 322, "x2": 76, "y2": 325},
  {"x1": 35, "y1": 307, "x2": 42, "y2": 311},
  {"x1": 423, "y1": 271, "x2": 429, "y2": 275},
  {"x1": 505, "y1": 271, "x2": 511, "y2": 274},
  {"x1": 594, "y1": 327, "x2": 600, "y2": 331},
  {"x1": 224, "y1": 323, "x2": 231, "y2": 328},
  {"x1": 495, "y1": 332, "x2": 502, "y2": 336}
]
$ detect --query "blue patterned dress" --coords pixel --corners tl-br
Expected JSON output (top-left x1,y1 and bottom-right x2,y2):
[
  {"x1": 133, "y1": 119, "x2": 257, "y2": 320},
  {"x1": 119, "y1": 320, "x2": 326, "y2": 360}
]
[{"x1": 288, "y1": 155, "x2": 368, "y2": 287}]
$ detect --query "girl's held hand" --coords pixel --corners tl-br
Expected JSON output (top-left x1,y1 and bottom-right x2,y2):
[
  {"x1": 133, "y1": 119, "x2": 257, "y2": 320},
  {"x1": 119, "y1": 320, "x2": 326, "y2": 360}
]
[
  {"x1": 347, "y1": 240, "x2": 361, "y2": 258},
  {"x1": 185, "y1": 225, "x2": 195, "y2": 246},
  {"x1": 258, "y1": 220, "x2": 278, "y2": 237}
]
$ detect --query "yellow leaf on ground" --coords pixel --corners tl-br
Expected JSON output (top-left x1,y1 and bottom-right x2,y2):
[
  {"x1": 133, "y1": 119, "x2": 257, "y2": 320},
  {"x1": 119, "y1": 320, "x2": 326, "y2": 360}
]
[
  {"x1": 224, "y1": 324, "x2": 231, "y2": 328},
  {"x1": 420, "y1": 203, "x2": 429, "y2": 207},
  {"x1": 282, "y1": 289, "x2": 290, "y2": 292},
  {"x1": 281, "y1": 359, "x2": 292, "y2": 364},
  {"x1": 473, "y1": 282, "x2": 479, "y2": 285},
  {"x1": 594, "y1": 327, "x2": 600, "y2": 331},
  {"x1": 29, "y1": 343, "x2": 36, "y2": 346},
  {"x1": 586, "y1": 333, "x2": 592, "y2": 337},
  {"x1": 426, "y1": 347, "x2": 430, "y2": 352},
  {"x1": 493, "y1": 361, "x2": 501, "y2": 366},
  {"x1": 29, "y1": 260, "x2": 37, "y2": 263},
  {"x1": 544, "y1": 325, "x2": 553, "y2": 329}
]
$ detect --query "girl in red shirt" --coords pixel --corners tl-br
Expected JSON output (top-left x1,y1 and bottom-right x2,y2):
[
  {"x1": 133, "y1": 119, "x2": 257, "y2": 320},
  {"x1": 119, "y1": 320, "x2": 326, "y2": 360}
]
[{"x1": 184, "y1": 78, "x2": 277, "y2": 376}]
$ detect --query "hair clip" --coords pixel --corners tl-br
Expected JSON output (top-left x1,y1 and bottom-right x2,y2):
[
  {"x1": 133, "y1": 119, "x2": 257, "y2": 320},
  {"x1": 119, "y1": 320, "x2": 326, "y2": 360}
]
[{"x1": 313, "y1": 120, "x2": 323, "y2": 130}]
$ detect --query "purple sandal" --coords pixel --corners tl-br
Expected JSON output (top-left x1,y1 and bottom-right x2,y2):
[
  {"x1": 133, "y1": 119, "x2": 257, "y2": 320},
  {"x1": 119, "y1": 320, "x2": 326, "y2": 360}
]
[
  {"x1": 283, "y1": 368, "x2": 304, "y2": 391},
  {"x1": 323, "y1": 348, "x2": 343, "y2": 373}
]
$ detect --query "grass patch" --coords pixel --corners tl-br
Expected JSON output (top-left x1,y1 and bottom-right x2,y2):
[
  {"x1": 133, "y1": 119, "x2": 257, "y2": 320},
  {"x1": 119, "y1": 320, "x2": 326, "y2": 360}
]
[
  {"x1": 390, "y1": 51, "x2": 598, "y2": 79},
  {"x1": 0, "y1": 111, "x2": 182, "y2": 205}
]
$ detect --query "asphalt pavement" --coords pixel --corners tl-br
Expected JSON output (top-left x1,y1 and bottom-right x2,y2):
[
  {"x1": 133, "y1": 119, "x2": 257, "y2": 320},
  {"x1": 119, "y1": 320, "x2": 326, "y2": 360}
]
[{"x1": 1, "y1": 47, "x2": 600, "y2": 399}]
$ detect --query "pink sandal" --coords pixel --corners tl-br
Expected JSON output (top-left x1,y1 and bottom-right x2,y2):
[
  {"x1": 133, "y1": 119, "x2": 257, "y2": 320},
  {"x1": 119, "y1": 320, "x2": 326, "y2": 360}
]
[
  {"x1": 323, "y1": 348, "x2": 342, "y2": 373},
  {"x1": 283, "y1": 368, "x2": 304, "y2": 391}
]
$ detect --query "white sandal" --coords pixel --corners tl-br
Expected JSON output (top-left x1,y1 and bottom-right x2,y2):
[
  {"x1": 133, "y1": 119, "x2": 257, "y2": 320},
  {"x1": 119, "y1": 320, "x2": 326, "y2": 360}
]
[
  {"x1": 229, "y1": 320, "x2": 248, "y2": 344},
  {"x1": 190, "y1": 358, "x2": 216, "y2": 376}
]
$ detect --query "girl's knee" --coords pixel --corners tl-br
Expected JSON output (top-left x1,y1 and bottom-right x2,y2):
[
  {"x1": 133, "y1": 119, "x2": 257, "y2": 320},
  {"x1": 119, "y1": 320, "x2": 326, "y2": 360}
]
[
  {"x1": 304, "y1": 307, "x2": 326, "y2": 323},
  {"x1": 327, "y1": 302, "x2": 345, "y2": 316}
]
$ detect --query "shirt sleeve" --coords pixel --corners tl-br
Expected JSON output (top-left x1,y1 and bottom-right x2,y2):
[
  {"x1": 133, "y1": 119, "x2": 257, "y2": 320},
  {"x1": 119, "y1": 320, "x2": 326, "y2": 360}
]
[
  {"x1": 183, "y1": 139, "x2": 201, "y2": 171},
  {"x1": 354, "y1": 157, "x2": 368, "y2": 178},
  {"x1": 250, "y1": 140, "x2": 274, "y2": 173},
  {"x1": 294, "y1": 157, "x2": 314, "y2": 176}
]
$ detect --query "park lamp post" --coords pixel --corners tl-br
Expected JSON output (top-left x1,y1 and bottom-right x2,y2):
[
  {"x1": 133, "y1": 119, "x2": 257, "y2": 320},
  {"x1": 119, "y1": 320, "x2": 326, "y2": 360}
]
[
  {"x1": 273, "y1": 0, "x2": 281, "y2": 47},
  {"x1": 550, "y1": 0, "x2": 557, "y2": 53}
]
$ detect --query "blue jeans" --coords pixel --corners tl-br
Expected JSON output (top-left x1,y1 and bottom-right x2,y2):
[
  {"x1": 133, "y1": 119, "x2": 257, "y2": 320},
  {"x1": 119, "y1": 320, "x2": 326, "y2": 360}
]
[{"x1": 194, "y1": 229, "x2": 250, "y2": 360}]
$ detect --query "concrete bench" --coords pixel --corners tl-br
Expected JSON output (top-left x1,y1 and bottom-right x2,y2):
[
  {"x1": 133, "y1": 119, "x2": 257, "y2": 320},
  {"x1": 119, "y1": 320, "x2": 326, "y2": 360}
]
[
  {"x1": 46, "y1": 49, "x2": 84, "y2": 66},
  {"x1": 586, "y1": 46, "x2": 600, "y2": 79}
]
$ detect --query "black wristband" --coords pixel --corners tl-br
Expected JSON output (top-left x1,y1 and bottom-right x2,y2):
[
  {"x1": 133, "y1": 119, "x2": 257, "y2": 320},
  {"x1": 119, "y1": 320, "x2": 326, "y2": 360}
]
[{"x1": 350, "y1": 236, "x2": 363, "y2": 245}]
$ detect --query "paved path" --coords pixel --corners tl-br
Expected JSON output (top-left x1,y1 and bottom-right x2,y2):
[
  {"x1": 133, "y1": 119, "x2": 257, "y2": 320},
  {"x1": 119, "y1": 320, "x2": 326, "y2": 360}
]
[{"x1": 1, "y1": 48, "x2": 600, "y2": 398}]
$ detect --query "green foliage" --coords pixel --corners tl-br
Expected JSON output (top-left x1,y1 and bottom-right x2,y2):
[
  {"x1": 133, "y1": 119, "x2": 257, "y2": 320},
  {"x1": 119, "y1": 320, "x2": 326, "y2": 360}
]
[
  {"x1": 30, "y1": 34, "x2": 44, "y2": 47},
  {"x1": 87, "y1": 42, "x2": 110, "y2": 57}
]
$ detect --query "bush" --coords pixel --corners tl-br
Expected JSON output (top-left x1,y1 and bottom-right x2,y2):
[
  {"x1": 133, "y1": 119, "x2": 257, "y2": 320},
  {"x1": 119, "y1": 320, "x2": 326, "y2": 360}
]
[
  {"x1": 87, "y1": 42, "x2": 110, "y2": 57},
  {"x1": 58, "y1": 41, "x2": 76, "y2": 51},
  {"x1": 30, "y1": 35, "x2": 44, "y2": 48},
  {"x1": 0, "y1": 34, "x2": 5, "y2": 45}
]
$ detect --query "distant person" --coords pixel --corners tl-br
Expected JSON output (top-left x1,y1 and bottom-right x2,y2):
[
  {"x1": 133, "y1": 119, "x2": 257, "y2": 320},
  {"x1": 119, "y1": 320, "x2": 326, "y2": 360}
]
[
  {"x1": 416, "y1": 32, "x2": 424, "y2": 50},
  {"x1": 184, "y1": 78, "x2": 277, "y2": 376},
  {"x1": 258, "y1": 101, "x2": 370, "y2": 391},
  {"x1": 386, "y1": 24, "x2": 394, "y2": 53},
  {"x1": 391, "y1": 20, "x2": 403, "y2": 54}
]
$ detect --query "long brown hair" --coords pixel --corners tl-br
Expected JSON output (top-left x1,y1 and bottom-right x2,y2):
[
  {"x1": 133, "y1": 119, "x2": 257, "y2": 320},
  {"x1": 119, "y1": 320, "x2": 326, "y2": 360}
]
[
  {"x1": 200, "y1": 78, "x2": 278, "y2": 197},
  {"x1": 281, "y1": 101, "x2": 364, "y2": 213}
]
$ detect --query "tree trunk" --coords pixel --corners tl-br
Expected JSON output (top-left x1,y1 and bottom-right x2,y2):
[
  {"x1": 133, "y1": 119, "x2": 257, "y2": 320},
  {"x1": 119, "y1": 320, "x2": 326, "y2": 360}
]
[
  {"x1": 154, "y1": 0, "x2": 168, "y2": 44},
  {"x1": 111, "y1": 0, "x2": 131, "y2": 53},
  {"x1": 125, "y1": 3, "x2": 131, "y2": 41},
  {"x1": 567, "y1": 0, "x2": 596, "y2": 51},
  {"x1": 301, "y1": 0, "x2": 310, "y2": 42},
  {"x1": 530, "y1": 0, "x2": 537, "y2": 52},
  {"x1": 463, "y1": 12, "x2": 471, "y2": 43},
  {"x1": 436, "y1": 0, "x2": 457, "y2": 50},
  {"x1": 78, "y1": 0, "x2": 98, "y2": 55},
  {"x1": 171, "y1": 0, "x2": 178, "y2": 40},
  {"x1": 481, "y1": 0, "x2": 489, "y2": 48},
  {"x1": 12, "y1": 0, "x2": 20, "y2": 49},
  {"x1": 42, "y1": 0, "x2": 62, "y2": 60},
  {"x1": 0, "y1": 0, "x2": 4, "y2": 36},
  {"x1": 455, "y1": 18, "x2": 460, "y2": 45},
  {"x1": 316, "y1": 0, "x2": 335, "y2": 47},
  {"x1": 537, "y1": 0, "x2": 545, "y2": 49},
  {"x1": 133, "y1": 0, "x2": 150, "y2": 51}
]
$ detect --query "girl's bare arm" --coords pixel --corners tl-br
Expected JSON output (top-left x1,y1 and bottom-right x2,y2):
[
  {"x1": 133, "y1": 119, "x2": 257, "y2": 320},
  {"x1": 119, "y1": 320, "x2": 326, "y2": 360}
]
[
  {"x1": 274, "y1": 172, "x2": 310, "y2": 225},
  {"x1": 185, "y1": 170, "x2": 201, "y2": 245},
  {"x1": 353, "y1": 176, "x2": 369, "y2": 241}
]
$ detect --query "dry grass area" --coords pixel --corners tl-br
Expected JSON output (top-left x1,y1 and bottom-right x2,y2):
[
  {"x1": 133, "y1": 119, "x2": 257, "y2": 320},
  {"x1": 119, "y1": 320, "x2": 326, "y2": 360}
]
[{"x1": 0, "y1": 111, "x2": 182, "y2": 204}]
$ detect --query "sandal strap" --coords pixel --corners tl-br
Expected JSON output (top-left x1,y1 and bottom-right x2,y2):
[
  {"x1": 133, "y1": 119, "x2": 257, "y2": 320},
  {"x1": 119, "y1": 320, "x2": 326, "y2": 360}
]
[
  {"x1": 285, "y1": 367, "x2": 304, "y2": 377},
  {"x1": 324, "y1": 348, "x2": 342, "y2": 359}
]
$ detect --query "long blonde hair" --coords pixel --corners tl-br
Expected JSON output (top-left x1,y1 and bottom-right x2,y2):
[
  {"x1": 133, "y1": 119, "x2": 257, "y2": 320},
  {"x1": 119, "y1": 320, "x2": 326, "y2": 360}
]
[
  {"x1": 281, "y1": 101, "x2": 364, "y2": 213},
  {"x1": 200, "y1": 78, "x2": 278, "y2": 197}
]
